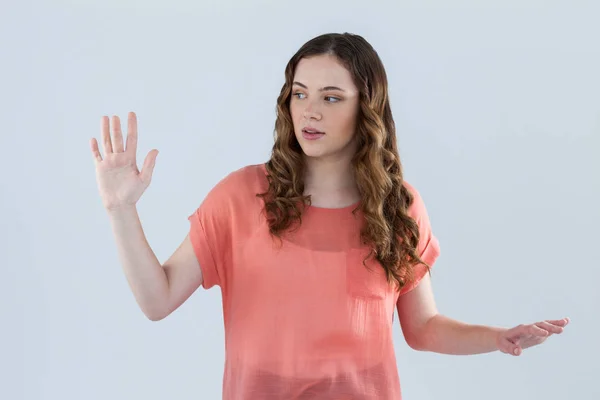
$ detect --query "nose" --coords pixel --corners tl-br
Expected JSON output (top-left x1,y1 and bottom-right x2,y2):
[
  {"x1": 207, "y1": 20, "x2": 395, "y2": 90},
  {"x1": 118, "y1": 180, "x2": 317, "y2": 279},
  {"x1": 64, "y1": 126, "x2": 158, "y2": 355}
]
[{"x1": 302, "y1": 101, "x2": 322, "y2": 121}]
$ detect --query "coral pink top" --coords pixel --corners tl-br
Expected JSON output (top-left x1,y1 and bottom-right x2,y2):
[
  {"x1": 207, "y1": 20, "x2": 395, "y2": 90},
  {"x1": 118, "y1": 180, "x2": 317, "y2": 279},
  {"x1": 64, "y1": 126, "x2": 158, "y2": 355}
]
[{"x1": 188, "y1": 163, "x2": 440, "y2": 399}]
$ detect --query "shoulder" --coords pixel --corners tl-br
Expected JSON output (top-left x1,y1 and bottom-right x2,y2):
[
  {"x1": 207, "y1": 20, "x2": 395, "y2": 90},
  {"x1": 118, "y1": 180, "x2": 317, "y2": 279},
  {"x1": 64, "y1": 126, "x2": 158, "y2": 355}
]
[
  {"x1": 227, "y1": 163, "x2": 268, "y2": 185},
  {"x1": 402, "y1": 180, "x2": 429, "y2": 220},
  {"x1": 402, "y1": 180, "x2": 419, "y2": 197},
  {"x1": 200, "y1": 163, "x2": 268, "y2": 211},
  {"x1": 212, "y1": 163, "x2": 268, "y2": 194}
]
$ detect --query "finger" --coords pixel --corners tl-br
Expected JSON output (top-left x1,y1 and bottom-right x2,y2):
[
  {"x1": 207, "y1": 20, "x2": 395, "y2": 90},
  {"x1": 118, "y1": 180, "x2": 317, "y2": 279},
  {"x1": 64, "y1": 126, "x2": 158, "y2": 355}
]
[
  {"x1": 497, "y1": 336, "x2": 514, "y2": 355},
  {"x1": 111, "y1": 115, "x2": 124, "y2": 153},
  {"x1": 101, "y1": 116, "x2": 113, "y2": 154},
  {"x1": 547, "y1": 317, "x2": 570, "y2": 327},
  {"x1": 529, "y1": 324, "x2": 550, "y2": 337},
  {"x1": 536, "y1": 321, "x2": 565, "y2": 334},
  {"x1": 90, "y1": 138, "x2": 102, "y2": 163},
  {"x1": 125, "y1": 111, "x2": 138, "y2": 160},
  {"x1": 513, "y1": 346, "x2": 522, "y2": 356},
  {"x1": 508, "y1": 332, "x2": 523, "y2": 355},
  {"x1": 499, "y1": 335, "x2": 521, "y2": 356},
  {"x1": 140, "y1": 149, "x2": 158, "y2": 185}
]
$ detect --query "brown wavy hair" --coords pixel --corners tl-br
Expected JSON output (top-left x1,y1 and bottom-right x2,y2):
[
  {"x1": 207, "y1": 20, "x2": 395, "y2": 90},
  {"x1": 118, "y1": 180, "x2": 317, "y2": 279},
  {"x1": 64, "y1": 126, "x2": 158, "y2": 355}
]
[{"x1": 257, "y1": 32, "x2": 431, "y2": 292}]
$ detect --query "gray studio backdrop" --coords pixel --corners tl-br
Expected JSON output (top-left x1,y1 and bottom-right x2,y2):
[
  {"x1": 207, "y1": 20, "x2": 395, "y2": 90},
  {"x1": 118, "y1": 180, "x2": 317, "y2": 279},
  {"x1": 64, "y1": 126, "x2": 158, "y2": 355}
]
[{"x1": 1, "y1": 1, "x2": 598, "y2": 399}]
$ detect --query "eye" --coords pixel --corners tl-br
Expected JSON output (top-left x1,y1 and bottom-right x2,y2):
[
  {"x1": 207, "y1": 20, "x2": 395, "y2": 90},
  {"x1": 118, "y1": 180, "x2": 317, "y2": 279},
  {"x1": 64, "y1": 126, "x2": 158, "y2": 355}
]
[{"x1": 292, "y1": 92, "x2": 341, "y2": 103}]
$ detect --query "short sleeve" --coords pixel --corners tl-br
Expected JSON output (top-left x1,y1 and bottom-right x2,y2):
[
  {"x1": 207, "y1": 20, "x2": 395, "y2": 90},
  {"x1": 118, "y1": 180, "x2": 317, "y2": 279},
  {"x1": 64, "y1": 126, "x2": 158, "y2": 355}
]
[
  {"x1": 398, "y1": 184, "x2": 441, "y2": 296},
  {"x1": 187, "y1": 177, "x2": 233, "y2": 290}
]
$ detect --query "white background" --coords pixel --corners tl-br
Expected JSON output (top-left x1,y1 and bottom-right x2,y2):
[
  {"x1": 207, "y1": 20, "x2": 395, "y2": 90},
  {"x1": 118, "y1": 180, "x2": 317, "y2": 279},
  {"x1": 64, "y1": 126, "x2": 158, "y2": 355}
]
[{"x1": 1, "y1": 0, "x2": 598, "y2": 398}]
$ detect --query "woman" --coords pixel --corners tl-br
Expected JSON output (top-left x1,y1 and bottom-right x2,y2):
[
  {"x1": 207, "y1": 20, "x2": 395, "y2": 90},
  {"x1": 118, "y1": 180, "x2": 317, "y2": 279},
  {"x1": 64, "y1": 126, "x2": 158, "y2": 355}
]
[{"x1": 90, "y1": 32, "x2": 569, "y2": 399}]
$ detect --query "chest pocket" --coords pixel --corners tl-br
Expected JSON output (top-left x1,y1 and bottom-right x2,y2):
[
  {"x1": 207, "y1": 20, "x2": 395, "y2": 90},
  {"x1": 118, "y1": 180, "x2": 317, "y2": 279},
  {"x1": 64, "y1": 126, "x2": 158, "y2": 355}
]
[{"x1": 345, "y1": 248, "x2": 392, "y2": 300}]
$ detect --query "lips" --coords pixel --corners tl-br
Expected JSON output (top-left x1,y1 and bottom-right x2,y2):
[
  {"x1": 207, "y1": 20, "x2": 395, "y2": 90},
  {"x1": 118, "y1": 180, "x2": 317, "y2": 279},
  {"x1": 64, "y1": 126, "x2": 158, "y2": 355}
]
[{"x1": 303, "y1": 127, "x2": 325, "y2": 134}]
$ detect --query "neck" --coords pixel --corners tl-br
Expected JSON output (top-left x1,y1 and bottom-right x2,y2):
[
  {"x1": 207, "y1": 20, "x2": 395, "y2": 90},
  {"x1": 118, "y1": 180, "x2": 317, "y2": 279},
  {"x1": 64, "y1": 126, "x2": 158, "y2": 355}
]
[{"x1": 303, "y1": 156, "x2": 360, "y2": 207}]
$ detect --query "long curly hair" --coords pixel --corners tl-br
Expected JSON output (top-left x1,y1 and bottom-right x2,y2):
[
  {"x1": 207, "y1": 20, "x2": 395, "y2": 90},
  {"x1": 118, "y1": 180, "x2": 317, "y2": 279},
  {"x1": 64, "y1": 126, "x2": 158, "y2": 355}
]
[{"x1": 257, "y1": 32, "x2": 431, "y2": 292}]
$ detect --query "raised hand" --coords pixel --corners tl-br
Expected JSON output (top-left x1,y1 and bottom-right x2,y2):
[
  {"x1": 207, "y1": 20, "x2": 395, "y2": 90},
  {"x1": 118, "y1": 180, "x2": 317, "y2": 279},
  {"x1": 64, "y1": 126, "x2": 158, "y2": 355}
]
[
  {"x1": 90, "y1": 112, "x2": 159, "y2": 211},
  {"x1": 496, "y1": 317, "x2": 570, "y2": 356}
]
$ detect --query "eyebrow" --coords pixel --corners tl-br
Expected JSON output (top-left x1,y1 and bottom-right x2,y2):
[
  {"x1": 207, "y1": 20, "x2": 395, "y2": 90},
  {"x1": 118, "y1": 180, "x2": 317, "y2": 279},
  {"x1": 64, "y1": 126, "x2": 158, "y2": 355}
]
[{"x1": 292, "y1": 81, "x2": 346, "y2": 92}]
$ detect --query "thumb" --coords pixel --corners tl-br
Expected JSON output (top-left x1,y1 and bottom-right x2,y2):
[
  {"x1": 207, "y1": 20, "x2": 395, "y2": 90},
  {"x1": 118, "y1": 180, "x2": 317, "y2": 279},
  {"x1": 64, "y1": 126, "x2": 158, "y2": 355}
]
[
  {"x1": 498, "y1": 334, "x2": 520, "y2": 356},
  {"x1": 508, "y1": 332, "x2": 523, "y2": 356},
  {"x1": 499, "y1": 328, "x2": 523, "y2": 356},
  {"x1": 140, "y1": 149, "x2": 158, "y2": 185}
]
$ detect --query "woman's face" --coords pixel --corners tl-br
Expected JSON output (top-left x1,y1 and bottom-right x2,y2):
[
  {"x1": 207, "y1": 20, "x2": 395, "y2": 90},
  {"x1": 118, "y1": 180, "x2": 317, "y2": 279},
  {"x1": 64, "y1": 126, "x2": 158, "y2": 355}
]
[{"x1": 289, "y1": 54, "x2": 360, "y2": 162}]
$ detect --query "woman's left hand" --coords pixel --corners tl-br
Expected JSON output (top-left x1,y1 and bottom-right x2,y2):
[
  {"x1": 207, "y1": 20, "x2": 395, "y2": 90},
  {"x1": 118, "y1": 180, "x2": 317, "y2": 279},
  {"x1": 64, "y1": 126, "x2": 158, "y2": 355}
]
[{"x1": 496, "y1": 317, "x2": 570, "y2": 356}]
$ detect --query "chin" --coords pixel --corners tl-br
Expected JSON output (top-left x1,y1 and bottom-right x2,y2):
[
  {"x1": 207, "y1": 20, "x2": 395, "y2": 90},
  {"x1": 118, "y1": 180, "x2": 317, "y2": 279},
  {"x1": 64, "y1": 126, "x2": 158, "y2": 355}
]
[
  {"x1": 296, "y1": 138, "x2": 330, "y2": 159},
  {"x1": 302, "y1": 149, "x2": 330, "y2": 159},
  {"x1": 302, "y1": 147, "x2": 343, "y2": 161}
]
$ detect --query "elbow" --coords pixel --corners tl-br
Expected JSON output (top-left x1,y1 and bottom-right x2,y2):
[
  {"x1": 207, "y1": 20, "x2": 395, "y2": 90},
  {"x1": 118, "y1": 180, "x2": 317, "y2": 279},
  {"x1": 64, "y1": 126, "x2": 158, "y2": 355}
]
[
  {"x1": 146, "y1": 312, "x2": 166, "y2": 322},
  {"x1": 406, "y1": 335, "x2": 427, "y2": 351},
  {"x1": 405, "y1": 318, "x2": 437, "y2": 351},
  {"x1": 142, "y1": 305, "x2": 169, "y2": 322}
]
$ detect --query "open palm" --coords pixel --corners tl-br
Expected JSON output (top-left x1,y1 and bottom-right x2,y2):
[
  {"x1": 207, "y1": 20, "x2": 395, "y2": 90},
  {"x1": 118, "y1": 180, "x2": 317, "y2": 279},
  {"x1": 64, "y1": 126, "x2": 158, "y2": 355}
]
[{"x1": 90, "y1": 112, "x2": 158, "y2": 211}]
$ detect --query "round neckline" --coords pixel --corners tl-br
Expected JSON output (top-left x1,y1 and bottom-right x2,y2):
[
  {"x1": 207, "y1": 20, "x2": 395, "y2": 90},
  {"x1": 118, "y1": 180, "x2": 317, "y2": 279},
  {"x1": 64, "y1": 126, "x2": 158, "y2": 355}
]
[{"x1": 307, "y1": 200, "x2": 361, "y2": 212}]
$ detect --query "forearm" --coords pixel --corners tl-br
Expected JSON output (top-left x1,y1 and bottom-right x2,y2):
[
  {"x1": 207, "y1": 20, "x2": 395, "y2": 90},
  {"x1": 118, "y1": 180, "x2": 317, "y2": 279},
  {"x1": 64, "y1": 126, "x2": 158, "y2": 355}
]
[
  {"x1": 414, "y1": 314, "x2": 507, "y2": 355},
  {"x1": 107, "y1": 205, "x2": 169, "y2": 320}
]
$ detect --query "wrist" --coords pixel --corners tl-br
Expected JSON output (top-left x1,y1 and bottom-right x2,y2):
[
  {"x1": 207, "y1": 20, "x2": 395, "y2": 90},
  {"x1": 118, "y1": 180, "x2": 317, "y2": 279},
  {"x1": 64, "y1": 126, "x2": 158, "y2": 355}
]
[
  {"x1": 491, "y1": 326, "x2": 509, "y2": 351},
  {"x1": 106, "y1": 203, "x2": 138, "y2": 217}
]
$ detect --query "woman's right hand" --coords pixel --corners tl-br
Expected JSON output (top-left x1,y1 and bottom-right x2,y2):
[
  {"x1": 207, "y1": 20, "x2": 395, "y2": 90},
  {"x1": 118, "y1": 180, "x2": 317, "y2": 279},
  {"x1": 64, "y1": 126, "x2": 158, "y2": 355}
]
[{"x1": 90, "y1": 111, "x2": 159, "y2": 211}]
